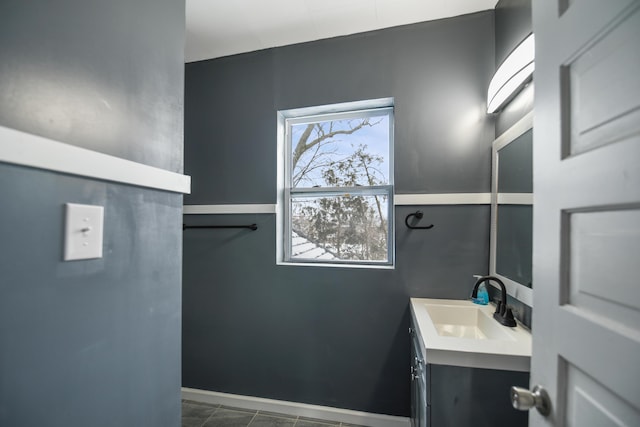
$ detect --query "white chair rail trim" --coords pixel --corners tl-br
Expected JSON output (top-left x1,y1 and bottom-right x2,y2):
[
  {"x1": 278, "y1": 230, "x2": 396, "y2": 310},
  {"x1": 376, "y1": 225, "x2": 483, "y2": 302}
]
[
  {"x1": 183, "y1": 204, "x2": 276, "y2": 214},
  {"x1": 394, "y1": 193, "x2": 491, "y2": 205},
  {"x1": 0, "y1": 125, "x2": 191, "y2": 194},
  {"x1": 184, "y1": 194, "x2": 493, "y2": 215}
]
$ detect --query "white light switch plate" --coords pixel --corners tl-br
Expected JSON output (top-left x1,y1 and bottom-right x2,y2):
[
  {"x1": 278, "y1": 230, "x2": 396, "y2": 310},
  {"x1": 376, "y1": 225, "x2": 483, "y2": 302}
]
[{"x1": 64, "y1": 203, "x2": 104, "y2": 261}]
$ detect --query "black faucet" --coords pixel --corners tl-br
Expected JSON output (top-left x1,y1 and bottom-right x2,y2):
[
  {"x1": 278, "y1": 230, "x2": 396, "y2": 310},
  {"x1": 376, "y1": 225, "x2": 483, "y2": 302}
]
[{"x1": 471, "y1": 276, "x2": 516, "y2": 327}]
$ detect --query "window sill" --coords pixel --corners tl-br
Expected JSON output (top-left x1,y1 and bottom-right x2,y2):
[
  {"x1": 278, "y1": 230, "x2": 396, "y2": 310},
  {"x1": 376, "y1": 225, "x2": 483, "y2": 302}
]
[{"x1": 276, "y1": 261, "x2": 395, "y2": 270}]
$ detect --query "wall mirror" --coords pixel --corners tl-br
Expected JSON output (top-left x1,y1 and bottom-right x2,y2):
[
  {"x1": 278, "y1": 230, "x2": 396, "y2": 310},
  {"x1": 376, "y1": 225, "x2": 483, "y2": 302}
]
[{"x1": 490, "y1": 112, "x2": 533, "y2": 306}]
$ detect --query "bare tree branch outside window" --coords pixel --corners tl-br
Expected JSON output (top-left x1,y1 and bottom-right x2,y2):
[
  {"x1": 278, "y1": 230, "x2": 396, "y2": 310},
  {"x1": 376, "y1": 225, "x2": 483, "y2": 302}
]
[{"x1": 288, "y1": 113, "x2": 391, "y2": 263}]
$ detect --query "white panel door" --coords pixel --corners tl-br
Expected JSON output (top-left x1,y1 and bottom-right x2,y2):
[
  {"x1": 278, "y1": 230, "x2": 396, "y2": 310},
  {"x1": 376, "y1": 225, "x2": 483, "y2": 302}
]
[{"x1": 530, "y1": 1, "x2": 640, "y2": 426}]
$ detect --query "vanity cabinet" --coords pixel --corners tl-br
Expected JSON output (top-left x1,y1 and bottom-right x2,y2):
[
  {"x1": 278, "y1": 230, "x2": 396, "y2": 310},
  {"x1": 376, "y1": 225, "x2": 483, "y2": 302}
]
[
  {"x1": 410, "y1": 326, "x2": 428, "y2": 427},
  {"x1": 427, "y1": 364, "x2": 529, "y2": 426},
  {"x1": 410, "y1": 314, "x2": 529, "y2": 427}
]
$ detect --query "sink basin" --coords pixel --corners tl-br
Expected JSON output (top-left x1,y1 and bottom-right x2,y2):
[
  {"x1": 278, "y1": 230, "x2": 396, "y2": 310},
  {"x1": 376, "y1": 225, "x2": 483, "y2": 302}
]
[
  {"x1": 424, "y1": 304, "x2": 514, "y2": 341},
  {"x1": 410, "y1": 298, "x2": 532, "y2": 371}
]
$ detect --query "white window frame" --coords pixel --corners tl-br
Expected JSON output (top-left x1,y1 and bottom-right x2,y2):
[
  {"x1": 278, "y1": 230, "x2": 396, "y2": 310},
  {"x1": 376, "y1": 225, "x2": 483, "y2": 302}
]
[{"x1": 276, "y1": 99, "x2": 395, "y2": 268}]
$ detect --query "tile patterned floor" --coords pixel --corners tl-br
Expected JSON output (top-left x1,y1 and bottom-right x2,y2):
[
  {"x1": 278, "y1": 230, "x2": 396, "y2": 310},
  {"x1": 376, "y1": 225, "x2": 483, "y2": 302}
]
[{"x1": 182, "y1": 400, "x2": 369, "y2": 427}]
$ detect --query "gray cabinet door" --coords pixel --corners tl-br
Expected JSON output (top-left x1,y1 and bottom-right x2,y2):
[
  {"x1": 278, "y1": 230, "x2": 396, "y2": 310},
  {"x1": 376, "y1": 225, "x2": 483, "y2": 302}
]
[{"x1": 410, "y1": 329, "x2": 428, "y2": 427}]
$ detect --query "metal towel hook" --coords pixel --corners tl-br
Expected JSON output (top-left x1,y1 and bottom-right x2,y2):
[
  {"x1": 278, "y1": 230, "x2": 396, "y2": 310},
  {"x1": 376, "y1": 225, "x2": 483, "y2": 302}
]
[{"x1": 405, "y1": 211, "x2": 434, "y2": 230}]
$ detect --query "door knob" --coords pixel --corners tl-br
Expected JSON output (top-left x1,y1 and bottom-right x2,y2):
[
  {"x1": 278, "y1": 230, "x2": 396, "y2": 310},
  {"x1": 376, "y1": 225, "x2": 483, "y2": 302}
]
[{"x1": 510, "y1": 385, "x2": 551, "y2": 416}]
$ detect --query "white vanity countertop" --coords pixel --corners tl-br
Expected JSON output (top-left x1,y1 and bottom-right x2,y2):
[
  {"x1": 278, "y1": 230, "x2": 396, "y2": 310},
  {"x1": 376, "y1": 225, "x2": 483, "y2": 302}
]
[{"x1": 410, "y1": 298, "x2": 532, "y2": 372}]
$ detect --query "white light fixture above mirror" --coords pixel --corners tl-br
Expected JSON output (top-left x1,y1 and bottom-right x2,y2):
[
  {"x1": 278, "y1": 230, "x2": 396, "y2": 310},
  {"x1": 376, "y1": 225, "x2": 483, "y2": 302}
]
[{"x1": 487, "y1": 33, "x2": 535, "y2": 114}]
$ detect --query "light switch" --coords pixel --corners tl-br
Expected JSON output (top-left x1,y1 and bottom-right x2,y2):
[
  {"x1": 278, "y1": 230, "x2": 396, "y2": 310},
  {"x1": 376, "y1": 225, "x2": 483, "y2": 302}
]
[{"x1": 64, "y1": 203, "x2": 104, "y2": 261}]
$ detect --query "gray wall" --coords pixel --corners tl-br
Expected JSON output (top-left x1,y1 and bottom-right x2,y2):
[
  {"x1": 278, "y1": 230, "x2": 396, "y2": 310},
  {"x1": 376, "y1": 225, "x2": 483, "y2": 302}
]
[
  {"x1": 183, "y1": 12, "x2": 495, "y2": 417},
  {"x1": 495, "y1": 0, "x2": 533, "y2": 67},
  {"x1": 0, "y1": 1, "x2": 184, "y2": 426},
  {"x1": 494, "y1": 0, "x2": 534, "y2": 136}
]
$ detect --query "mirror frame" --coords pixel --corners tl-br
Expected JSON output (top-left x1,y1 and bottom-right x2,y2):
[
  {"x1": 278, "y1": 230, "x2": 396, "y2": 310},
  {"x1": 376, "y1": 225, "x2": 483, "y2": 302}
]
[{"x1": 490, "y1": 111, "x2": 534, "y2": 307}]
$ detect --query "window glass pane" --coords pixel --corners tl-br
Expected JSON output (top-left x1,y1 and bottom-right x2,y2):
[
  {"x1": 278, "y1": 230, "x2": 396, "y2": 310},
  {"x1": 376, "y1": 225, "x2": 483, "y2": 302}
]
[
  {"x1": 290, "y1": 114, "x2": 390, "y2": 188},
  {"x1": 291, "y1": 193, "x2": 389, "y2": 262}
]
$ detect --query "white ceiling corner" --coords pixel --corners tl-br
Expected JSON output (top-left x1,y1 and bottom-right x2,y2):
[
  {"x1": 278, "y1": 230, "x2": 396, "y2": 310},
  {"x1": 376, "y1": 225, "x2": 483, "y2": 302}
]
[{"x1": 185, "y1": 0, "x2": 499, "y2": 63}]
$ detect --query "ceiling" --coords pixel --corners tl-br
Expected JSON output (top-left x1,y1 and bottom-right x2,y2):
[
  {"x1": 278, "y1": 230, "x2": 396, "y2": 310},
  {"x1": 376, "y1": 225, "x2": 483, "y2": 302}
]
[{"x1": 185, "y1": 0, "x2": 499, "y2": 63}]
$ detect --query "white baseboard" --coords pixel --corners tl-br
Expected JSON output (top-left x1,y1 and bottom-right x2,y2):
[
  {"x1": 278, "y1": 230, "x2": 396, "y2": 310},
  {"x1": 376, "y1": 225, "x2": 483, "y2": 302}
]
[{"x1": 181, "y1": 387, "x2": 410, "y2": 427}]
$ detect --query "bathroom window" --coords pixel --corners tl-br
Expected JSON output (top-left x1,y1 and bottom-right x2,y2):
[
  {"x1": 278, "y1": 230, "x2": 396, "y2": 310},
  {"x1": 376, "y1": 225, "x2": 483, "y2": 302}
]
[{"x1": 278, "y1": 100, "x2": 394, "y2": 267}]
